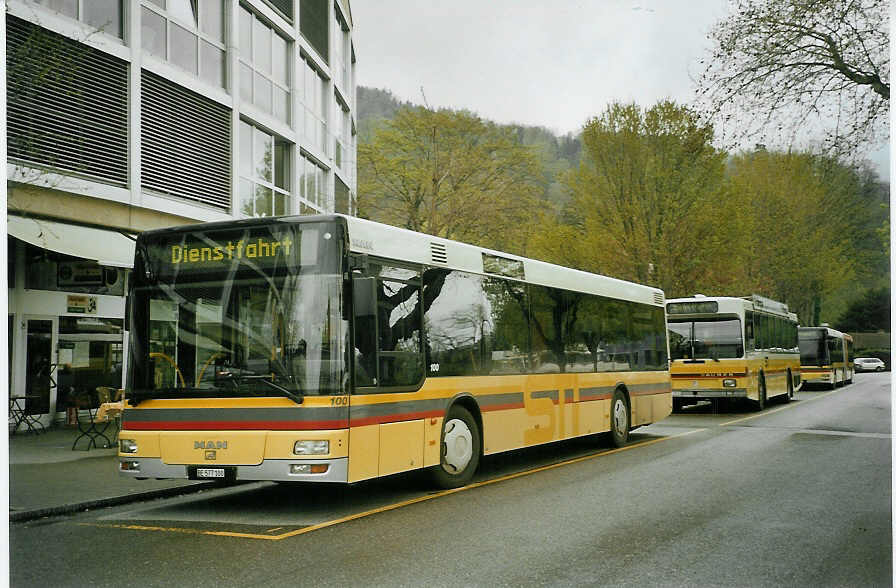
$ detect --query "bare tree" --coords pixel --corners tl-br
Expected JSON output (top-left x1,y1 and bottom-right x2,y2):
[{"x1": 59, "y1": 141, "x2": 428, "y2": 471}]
[{"x1": 697, "y1": 0, "x2": 889, "y2": 157}]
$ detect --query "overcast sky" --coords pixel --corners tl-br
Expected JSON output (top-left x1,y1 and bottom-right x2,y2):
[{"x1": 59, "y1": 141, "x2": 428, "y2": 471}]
[{"x1": 350, "y1": 0, "x2": 890, "y2": 179}]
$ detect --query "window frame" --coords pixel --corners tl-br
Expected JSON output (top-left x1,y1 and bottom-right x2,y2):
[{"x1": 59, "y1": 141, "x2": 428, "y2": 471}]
[
  {"x1": 37, "y1": 0, "x2": 125, "y2": 39},
  {"x1": 238, "y1": 120, "x2": 292, "y2": 218},
  {"x1": 141, "y1": 0, "x2": 227, "y2": 87},
  {"x1": 352, "y1": 259, "x2": 425, "y2": 394},
  {"x1": 238, "y1": 6, "x2": 291, "y2": 122}
]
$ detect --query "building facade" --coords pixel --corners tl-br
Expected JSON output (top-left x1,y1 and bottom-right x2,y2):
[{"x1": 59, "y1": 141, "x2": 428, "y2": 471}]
[{"x1": 6, "y1": 0, "x2": 357, "y2": 426}]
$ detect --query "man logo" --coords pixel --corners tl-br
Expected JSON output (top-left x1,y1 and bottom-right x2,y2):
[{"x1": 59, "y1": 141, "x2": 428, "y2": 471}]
[{"x1": 194, "y1": 440, "x2": 227, "y2": 449}]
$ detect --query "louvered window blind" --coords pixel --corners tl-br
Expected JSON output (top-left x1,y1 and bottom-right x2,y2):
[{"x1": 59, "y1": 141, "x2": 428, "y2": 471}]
[
  {"x1": 6, "y1": 16, "x2": 128, "y2": 186},
  {"x1": 141, "y1": 70, "x2": 232, "y2": 209}
]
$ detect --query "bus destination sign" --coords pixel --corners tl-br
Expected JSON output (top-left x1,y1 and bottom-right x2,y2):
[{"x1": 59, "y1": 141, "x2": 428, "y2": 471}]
[
  {"x1": 667, "y1": 301, "x2": 719, "y2": 314},
  {"x1": 169, "y1": 237, "x2": 294, "y2": 267}
]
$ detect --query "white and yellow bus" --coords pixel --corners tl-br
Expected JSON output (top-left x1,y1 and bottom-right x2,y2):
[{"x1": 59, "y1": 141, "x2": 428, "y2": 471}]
[
  {"x1": 667, "y1": 295, "x2": 800, "y2": 411},
  {"x1": 798, "y1": 326, "x2": 854, "y2": 388},
  {"x1": 119, "y1": 215, "x2": 671, "y2": 488}
]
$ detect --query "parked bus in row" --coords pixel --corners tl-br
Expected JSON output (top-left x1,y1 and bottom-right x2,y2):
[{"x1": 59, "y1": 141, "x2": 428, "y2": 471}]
[
  {"x1": 666, "y1": 295, "x2": 800, "y2": 411},
  {"x1": 798, "y1": 326, "x2": 854, "y2": 388},
  {"x1": 118, "y1": 215, "x2": 672, "y2": 488}
]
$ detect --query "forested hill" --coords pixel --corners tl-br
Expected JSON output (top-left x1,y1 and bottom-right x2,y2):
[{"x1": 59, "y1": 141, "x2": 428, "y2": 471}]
[{"x1": 357, "y1": 85, "x2": 583, "y2": 212}]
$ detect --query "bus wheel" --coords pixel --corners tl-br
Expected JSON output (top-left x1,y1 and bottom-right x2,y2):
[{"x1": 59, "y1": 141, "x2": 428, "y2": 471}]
[
  {"x1": 782, "y1": 372, "x2": 793, "y2": 403},
  {"x1": 672, "y1": 398, "x2": 683, "y2": 412},
  {"x1": 430, "y1": 405, "x2": 480, "y2": 489},
  {"x1": 610, "y1": 389, "x2": 630, "y2": 447},
  {"x1": 754, "y1": 376, "x2": 767, "y2": 411}
]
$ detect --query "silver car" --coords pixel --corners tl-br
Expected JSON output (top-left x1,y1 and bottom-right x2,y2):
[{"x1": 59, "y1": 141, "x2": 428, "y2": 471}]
[{"x1": 854, "y1": 357, "x2": 886, "y2": 372}]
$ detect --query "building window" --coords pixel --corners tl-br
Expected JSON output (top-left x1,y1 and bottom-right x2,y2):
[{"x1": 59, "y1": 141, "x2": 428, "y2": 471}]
[
  {"x1": 334, "y1": 176, "x2": 350, "y2": 215},
  {"x1": 239, "y1": 121, "x2": 291, "y2": 217},
  {"x1": 35, "y1": 0, "x2": 124, "y2": 39},
  {"x1": 263, "y1": 0, "x2": 293, "y2": 21},
  {"x1": 299, "y1": 153, "x2": 327, "y2": 211},
  {"x1": 302, "y1": 58, "x2": 328, "y2": 155},
  {"x1": 300, "y1": 0, "x2": 328, "y2": 63},
  {"x1": 141, "y1": 0, "x2": 226, "y2": 88},
  {"x1": 332, "y1": 99, "x2": 350, "y2": 171},
  {"x1": 333, "y1": 8, "x2": 348, "y2": 89},
  {"x1": 239, "y1": 6, "x2": 290, "y2": 122}
]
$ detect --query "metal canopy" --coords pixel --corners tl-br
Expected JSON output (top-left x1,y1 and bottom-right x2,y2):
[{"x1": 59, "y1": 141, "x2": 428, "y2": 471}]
[{"x1": 8, "y1": 215, "x2": 136, "y2": 268}]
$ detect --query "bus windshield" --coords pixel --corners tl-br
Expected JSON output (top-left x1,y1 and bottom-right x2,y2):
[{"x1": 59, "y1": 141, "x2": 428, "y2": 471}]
[
  {"x1": 127, "y1": 221, "x2": 346, "y2": 402},
  {"x1": 668, "y1": 317, "x2": 743, "y2": 360},
  {"x1": 799, "y1": 329, "x2": 827, "y2": 366}
]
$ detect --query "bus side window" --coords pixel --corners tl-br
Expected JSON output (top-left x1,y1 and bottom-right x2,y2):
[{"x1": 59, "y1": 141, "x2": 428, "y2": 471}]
[
  {"x1": 353, "y1": 263, "x2": 424, "y2": 391},
  {"x1": 352, "y1": 276, "x2": 377, "y2": 387},
  {"x1": 745, "y1": 311, "x2": 755, "y2": 350}
]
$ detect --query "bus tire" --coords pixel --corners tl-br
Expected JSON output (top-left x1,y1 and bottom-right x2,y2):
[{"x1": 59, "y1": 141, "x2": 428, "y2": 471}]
[
  {"x1": 753, "y1": 375, "x2": 766, "y2": 411},
  {"x1": 610, "y1": 388, "x2": 630, "y2": 448},
  {"x1": 672, "y1": 398, "x2": 684, "y2": 412},
  {"x1": 430, "y1": 405, "x2": 480, "y2": 489},
  {"x1": 782, "y1": 371, "x2": 793, "y2": 403}
]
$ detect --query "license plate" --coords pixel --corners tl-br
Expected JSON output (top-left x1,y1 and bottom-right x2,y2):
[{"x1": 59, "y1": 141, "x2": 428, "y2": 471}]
[{"x1": 196, "y1": 467, "x2": 225, "y2": 478}]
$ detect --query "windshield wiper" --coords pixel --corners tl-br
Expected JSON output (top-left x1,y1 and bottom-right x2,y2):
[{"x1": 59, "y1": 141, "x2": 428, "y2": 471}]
[{"x1": 217, "y1": 371, "x2": 304, "y2": 404}]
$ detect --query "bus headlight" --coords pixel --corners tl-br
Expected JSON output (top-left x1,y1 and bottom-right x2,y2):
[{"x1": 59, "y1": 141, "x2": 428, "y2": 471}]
[
  {"x1": 120, "y1": 439, "x2": 138, "y2": 453},
  {"x1": 120, "y1": 460, "x2": 140, "y2": 472},
  {"x1": 293, "y1": 440, "x2": 329, "y2": 455},
  {"x1": 722, "y1": 379, "x2": 737, "y2": 388}
]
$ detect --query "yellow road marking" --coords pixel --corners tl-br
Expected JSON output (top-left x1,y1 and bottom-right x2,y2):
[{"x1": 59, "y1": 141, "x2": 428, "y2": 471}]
[
  {"x1": 719, "y1": 387, "x2": 845, "y2": 427},
  {"x1": 79, "y1": 428, "x2": 707, "y2": 541}
]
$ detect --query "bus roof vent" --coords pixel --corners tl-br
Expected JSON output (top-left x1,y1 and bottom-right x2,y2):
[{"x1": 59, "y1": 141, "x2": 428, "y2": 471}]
[
  {"x1": 654, "y1": 292, "x2": 665, "y2": 305},
  {"x1": 430, "y1": 242, "x2": 448, "y2": 264}
]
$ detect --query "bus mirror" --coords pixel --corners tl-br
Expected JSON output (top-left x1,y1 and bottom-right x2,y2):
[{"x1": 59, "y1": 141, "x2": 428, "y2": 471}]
[
  {"x1": 352, "y1": 277, "x2": 377, "y2": 318},
  {"x1": 349, "y1": 253, "x2": 369, "y2": 273}
]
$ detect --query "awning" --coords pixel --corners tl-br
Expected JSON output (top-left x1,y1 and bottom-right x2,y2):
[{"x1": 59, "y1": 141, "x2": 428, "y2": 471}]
[{"x1": 8, "y1": 216, "x2": 136, "y2": 268}]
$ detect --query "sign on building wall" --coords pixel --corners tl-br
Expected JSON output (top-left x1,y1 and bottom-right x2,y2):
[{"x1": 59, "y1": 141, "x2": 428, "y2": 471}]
[
  {"x1": 66, "y1": 295, "x2": 97, "y2": 314},
  {"x1": 58, "y1": 262, "x2": 104, "y2": 286}
]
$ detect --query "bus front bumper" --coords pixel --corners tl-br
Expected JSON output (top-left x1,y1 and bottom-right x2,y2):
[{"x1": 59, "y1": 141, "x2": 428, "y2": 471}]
[
  {"x1": 673, "y1": 388, "x2": 747, "y2": 399},
  {"x1": 117, "y1": 457, "x2": 350, "y2": 483}
]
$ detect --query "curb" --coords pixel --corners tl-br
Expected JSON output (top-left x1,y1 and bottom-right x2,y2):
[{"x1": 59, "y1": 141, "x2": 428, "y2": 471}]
[{"x1": 9, "y1": 481, "x2": 225, "y2": 523}]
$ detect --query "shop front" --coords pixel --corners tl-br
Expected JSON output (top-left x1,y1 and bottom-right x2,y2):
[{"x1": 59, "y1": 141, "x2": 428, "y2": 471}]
[{"x1": 8, "y1": 216, "x2": 135, "y2": 428}]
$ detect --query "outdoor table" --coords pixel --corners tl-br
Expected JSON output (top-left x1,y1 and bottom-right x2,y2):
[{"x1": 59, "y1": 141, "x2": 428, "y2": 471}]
[
  {"x1": 95, "y1": 401, "x2": 124, "y2": 442},
  {"x1": 8, "y1": 396, "x2": 45, "y2": 435},
  {"x1": 71, "y1": 404, "x2": 113, "y2": 451}
]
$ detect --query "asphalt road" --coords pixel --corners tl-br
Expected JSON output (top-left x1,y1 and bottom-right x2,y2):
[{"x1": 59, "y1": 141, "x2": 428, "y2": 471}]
[{"x1": 10, "y1": 372, "x2": 892, "y2": 587}]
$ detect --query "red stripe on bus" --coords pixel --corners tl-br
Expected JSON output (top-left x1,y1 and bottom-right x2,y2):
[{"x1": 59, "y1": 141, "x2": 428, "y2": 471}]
[
  {"x1": 349, "y1": 410, "x2": 445, "y2": 427},
  {"x1": 672, "y1": 373, "x2": 747, "y2": 378},
  {"x1": 630, "y1": 388, "x2": 671, "y2": 396},
  {"x1": 571, "y1": 395, "x2": 612, "y2": 403},
  {"x1": 481, "y1": 402, "x2": 525, "y2": 412}
]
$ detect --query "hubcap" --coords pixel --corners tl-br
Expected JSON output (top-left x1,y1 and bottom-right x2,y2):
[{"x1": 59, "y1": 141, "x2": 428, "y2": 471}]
[
  {"x1": 613, "y1": 399, "x2": 627, "y2": 434},
  {"x1": 442, "y1": 418, "x2": 473, "y2": 474}
]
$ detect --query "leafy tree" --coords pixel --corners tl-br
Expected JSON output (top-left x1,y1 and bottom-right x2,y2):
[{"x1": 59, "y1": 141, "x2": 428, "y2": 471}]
[
  {"x1": 541, "y1": 101, "x2": 732, "y2": 295},
  {"x1": 725, "y1": 149, "x2": 858, "y2": 323},
  {"x1": 697, "y1": 0, "x2": 889, "y2": 157},
  {"x1": 357, "y1": 106, "x2": 544, "y2": 253},
  {"x1": 836, "y1": 286, "x2": 890, "y2": 332}
]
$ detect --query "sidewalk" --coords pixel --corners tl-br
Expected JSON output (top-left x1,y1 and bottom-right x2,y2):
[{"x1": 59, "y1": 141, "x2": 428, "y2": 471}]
[{"x1": 9, "y1": 426, "x2": 213, "y2": 522}]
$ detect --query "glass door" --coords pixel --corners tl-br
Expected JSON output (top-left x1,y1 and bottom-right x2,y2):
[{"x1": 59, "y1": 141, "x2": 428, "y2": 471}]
[{"x1": 24, "y1": 317, "x2": 57, "y2": 421}]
